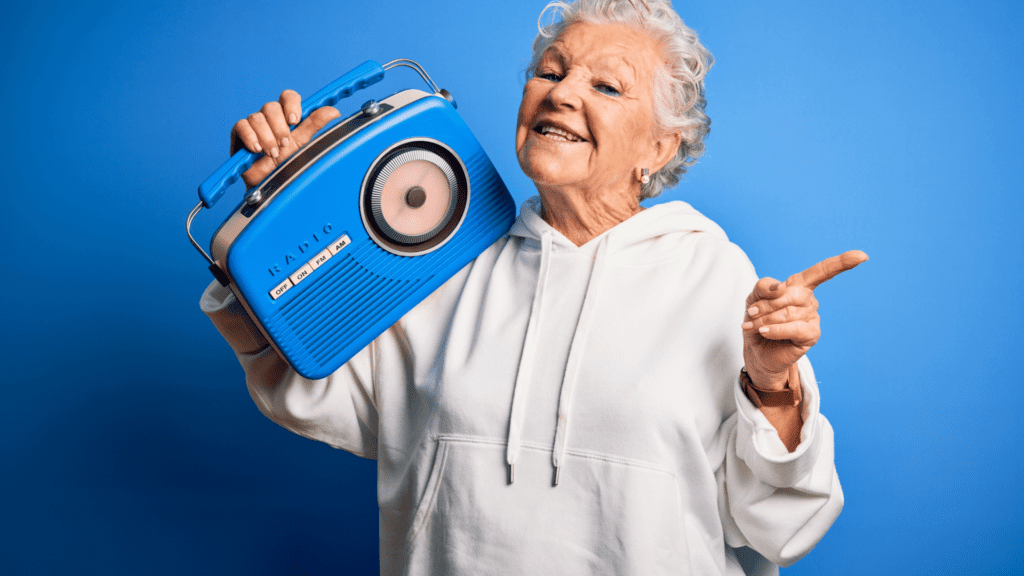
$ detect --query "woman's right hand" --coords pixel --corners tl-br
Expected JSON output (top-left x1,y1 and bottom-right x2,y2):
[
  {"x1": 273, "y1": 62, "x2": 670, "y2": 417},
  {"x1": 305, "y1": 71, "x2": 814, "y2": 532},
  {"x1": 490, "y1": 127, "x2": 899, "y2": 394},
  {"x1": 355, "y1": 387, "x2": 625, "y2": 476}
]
[{"x1": 230, "y1": 89, "x2": 342, "y2": 188}]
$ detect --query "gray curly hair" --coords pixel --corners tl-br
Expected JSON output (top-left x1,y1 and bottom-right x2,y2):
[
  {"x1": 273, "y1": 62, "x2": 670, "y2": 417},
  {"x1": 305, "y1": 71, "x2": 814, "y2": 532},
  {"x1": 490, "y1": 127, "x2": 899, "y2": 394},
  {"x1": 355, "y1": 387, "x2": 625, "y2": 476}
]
[{"x1": 527, "y1": 0, "x2": 713, "y2": 200}]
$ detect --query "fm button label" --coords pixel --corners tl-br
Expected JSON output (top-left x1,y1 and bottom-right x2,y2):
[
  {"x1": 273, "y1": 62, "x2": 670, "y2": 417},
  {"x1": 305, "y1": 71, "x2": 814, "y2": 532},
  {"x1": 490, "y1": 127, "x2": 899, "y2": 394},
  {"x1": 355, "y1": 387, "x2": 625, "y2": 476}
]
[{"x1": 310, "y1": 248, "x2": 332, "y2": 270}]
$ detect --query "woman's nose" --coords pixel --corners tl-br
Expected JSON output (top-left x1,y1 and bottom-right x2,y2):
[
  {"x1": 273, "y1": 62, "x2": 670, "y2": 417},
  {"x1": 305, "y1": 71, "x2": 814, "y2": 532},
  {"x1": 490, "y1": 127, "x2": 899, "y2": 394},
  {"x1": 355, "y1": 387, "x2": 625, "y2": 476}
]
[{"x1": 546, "y1": 75, "x2": 584, "y2": 110}]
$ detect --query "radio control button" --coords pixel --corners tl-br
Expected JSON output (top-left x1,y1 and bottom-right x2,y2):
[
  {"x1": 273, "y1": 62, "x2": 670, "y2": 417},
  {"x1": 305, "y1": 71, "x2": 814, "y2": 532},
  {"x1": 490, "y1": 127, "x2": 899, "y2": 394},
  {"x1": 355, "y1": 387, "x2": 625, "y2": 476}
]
[
  {"x1": 361, "y1": 100, "x2": 380, "y2": 117},
  {"x1": 269, "y1": 278, "x2": 293, "y2": 300},
  {"x1": 327, "y1": 234, "x2": 351, "y2": 255},
  {"x1": 309, "y1": 247, "x2": 333, "y2": 270},
  {"x1": 289, "y1": 263, "x2": 314, "y2": 285}
]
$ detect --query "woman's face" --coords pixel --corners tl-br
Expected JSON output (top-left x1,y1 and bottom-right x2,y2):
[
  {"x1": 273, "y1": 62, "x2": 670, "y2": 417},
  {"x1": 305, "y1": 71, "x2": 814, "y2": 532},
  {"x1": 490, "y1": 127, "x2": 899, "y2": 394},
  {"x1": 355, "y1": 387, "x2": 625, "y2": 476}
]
[{"x1": 516, "y1": 22, "x2": 668, "y2": 195}]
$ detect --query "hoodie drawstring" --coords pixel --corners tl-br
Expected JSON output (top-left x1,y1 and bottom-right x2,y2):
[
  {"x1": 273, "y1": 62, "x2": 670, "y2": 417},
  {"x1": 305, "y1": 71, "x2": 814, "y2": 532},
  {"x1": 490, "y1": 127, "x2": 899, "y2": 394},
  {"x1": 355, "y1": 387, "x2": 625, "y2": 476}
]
[
  {"x1": 550, "y1": 235, "x2": 610, "y2": 485},
  {"x1": 504, "y1": 232, "x2": 611, "y2": 486},
  {"x1": 506, "y1": 231, "x2": 553, "y2": 484}
]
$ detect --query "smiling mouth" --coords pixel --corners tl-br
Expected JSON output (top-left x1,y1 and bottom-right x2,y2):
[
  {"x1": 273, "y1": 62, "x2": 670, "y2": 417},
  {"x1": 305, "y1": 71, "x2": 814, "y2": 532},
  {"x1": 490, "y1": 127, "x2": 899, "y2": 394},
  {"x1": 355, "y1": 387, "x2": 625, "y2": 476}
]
[{"x1": 534, "y1": 123, "x2": 587, "y2": 143}]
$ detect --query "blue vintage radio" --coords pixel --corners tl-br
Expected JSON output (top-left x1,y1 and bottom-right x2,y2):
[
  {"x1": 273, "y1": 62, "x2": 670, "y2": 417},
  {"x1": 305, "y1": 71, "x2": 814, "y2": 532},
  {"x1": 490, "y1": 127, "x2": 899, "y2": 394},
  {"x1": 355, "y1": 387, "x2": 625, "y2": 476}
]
[{"x1": 188, "y1": 59, "x2": 516, "y2": 379}]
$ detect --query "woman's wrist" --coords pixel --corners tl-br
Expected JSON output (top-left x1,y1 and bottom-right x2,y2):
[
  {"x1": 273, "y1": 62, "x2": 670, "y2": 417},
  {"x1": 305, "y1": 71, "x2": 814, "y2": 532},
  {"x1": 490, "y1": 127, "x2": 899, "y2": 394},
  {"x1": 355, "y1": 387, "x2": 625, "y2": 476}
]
[
  {"x1": 743, "y1": 360, "x2": 796, "y2": 390},
  {"x1": 740, "y1": 364, "x2": 802, "y2": 408}
]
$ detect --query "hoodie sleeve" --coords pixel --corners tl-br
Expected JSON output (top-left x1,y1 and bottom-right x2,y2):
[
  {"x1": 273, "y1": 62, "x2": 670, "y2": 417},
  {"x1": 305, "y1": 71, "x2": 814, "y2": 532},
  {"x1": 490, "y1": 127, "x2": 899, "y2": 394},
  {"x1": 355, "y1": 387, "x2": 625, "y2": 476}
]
[
  {"x1": 199, "y1": 280, "x2": 380, "y2": 459},
  {"x1": 706, "y1": 242, "x2": 843, "y2": 568},
  {"x1": 716, "y1": 354, "x2": 844, "y2": 567}
]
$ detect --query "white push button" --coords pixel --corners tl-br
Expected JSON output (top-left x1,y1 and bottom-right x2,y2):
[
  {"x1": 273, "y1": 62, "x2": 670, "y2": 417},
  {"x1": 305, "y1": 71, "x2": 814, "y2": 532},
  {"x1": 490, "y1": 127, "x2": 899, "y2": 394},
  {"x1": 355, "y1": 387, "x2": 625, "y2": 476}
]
[
  {"x1": 309, "y1": 247, "x2": 332, "y2": 270},
  {"x1": 289, "y1": 263, "x2": 314, "y2": 285},
  {"x1": 269, "y1": 278, "x2": 293, "y2": 300},
  {"x1": 327, "y1": 234, "x2": 351, "y2": 255}
]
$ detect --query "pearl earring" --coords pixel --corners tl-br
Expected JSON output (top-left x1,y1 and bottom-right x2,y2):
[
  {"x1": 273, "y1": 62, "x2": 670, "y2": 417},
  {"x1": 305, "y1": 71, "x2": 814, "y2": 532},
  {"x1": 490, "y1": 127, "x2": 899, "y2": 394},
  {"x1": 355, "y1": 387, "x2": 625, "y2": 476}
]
[{"x1": 640, "y1": 168, "x2": 650, "y2": 184}]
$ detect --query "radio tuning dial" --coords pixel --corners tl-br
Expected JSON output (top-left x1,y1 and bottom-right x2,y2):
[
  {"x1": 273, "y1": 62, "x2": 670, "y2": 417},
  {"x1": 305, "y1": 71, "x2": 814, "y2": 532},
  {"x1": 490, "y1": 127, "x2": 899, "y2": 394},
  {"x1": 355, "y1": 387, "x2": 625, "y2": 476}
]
[{"x1": 361, "y1": 99, "x2": 381, "y2": 117}]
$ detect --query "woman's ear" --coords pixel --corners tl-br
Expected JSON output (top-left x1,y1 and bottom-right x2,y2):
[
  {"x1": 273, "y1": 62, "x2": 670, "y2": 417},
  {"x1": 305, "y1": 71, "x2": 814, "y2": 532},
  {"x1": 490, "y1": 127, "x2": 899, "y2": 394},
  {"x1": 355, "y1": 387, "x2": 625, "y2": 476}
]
[{"x1": 648, "y1": 129, "x2": 682, "y2": 174}]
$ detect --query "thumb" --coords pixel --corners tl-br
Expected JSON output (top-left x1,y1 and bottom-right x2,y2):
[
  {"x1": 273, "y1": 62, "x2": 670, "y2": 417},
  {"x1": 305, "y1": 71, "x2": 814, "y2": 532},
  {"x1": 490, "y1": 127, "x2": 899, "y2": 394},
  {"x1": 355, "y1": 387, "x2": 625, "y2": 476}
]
[{"x1": 289, "y1": 106, "x2": 342, "y2": 149}]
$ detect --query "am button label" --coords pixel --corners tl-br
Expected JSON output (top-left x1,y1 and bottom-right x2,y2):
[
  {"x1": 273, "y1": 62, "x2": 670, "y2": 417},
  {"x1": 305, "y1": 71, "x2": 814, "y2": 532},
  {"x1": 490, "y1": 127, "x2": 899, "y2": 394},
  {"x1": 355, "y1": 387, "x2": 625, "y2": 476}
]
[{"x1": 328, "y1": 234, "x2": 351, "y2": 255}]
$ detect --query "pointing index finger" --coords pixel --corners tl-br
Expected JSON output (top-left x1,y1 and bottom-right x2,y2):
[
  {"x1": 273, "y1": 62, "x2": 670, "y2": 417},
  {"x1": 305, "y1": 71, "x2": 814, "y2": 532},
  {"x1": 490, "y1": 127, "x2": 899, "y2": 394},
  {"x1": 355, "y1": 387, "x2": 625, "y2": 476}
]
[{"x1": 787, "y1": 250, "x2": 869, "y2": 289}]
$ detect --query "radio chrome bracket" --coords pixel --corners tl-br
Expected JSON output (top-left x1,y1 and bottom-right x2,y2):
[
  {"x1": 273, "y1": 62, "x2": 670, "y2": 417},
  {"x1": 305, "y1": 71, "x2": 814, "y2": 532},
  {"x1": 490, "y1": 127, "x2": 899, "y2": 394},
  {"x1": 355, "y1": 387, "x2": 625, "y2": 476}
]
[
  {"x1": 383, "y1": 59, "x2": 440, "y2": 93},
  {"x1": 187, "y1": 200, "x2": 232, "y2": 286},
  {"x1": 186, "y1": 201, "x2": 215, "y2": 267}
]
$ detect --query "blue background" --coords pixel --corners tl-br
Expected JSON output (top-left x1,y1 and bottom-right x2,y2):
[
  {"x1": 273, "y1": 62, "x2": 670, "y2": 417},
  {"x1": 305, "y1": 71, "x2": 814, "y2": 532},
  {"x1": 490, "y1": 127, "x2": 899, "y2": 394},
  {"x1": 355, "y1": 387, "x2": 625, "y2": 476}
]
[{"x1": 2, "y1": 0, "x2": 1021, "y2": 574}]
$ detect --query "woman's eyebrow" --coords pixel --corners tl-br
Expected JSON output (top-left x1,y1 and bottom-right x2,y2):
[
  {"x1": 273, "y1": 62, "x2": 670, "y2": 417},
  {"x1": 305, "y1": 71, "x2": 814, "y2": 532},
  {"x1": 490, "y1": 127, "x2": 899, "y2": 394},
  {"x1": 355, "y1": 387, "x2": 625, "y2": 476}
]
[
  {"x1": 541, "y1": 44, "x2": 637, "y2": 87},
  {"x1": 589, "y1": 58, "x2": 636, "y2": 86},
  {"x1": 542, "y1": 44, "x2": 568, "y2": 65}
]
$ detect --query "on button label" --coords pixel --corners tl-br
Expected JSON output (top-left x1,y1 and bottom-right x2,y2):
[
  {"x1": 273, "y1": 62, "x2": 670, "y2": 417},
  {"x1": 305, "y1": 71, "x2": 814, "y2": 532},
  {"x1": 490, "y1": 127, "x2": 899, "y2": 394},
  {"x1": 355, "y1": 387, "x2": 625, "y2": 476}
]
[{"x1": 289, "y1": 264, "x2": 314, "y2": 285}]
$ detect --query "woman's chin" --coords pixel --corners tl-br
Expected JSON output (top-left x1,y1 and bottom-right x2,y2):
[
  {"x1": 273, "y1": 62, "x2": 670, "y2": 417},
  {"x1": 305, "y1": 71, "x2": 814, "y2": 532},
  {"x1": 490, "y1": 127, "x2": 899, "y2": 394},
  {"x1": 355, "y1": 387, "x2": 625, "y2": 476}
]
[
  {"x1": 520, "y1": 166, "x2": 584, "y2": 190},
  {"x1": 517, "y1": 148, "x2": 587, "y2": 189}
]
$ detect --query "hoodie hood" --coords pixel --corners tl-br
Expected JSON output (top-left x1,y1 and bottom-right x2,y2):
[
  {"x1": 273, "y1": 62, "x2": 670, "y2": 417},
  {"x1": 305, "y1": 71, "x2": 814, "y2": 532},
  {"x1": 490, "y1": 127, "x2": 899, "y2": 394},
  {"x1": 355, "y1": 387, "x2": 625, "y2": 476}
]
[{"x1": 508, "y1": 195, "x2": 729, "y2": 254}]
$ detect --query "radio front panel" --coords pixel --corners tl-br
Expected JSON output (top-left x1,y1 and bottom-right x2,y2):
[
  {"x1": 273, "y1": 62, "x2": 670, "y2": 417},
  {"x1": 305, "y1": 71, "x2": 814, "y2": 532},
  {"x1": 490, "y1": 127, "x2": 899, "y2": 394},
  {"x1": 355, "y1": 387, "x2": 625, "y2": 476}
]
[{"x1": 222, "y1": 93, "x2": 515, "y2": 379}]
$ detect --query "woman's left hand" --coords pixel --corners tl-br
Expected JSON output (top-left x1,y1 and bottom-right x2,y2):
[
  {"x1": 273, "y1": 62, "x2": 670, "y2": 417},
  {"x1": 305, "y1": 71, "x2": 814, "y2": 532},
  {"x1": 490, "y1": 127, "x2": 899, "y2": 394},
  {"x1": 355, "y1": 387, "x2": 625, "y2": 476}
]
[{"x1": 742, "y1": 250, "x2": 868, "y2": 390}]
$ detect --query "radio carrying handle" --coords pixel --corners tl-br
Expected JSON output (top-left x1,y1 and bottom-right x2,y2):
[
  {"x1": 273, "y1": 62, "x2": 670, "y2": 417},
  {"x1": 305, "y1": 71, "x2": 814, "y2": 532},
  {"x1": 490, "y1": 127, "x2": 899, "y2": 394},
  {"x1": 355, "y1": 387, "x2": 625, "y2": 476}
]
[{"x1": 188, "y1": 58, "x2": 446, "y2": 274}]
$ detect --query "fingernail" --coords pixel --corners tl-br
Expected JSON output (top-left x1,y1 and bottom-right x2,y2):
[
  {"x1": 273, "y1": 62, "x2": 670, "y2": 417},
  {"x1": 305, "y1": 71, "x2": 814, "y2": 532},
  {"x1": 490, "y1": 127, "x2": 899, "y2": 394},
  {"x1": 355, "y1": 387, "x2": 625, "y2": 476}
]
[
  {"x1": 742, "y1": 321, "x2": 753, "y2": 330},
  {"x1": 271, "y1": 147, "x2": 279, "y2": 158},
  {"x1": 281, "y1": 137, "x2": 290, "y2": 147},
  {"x1": 289, "y1": 113, "x2": 297, "y2": 124},
  {"x1": 759, "y1": 326, "x2": 770, "y2": 334},
  {"x1": 747, "y1": 306, "x2": 758, "y2": 316}
]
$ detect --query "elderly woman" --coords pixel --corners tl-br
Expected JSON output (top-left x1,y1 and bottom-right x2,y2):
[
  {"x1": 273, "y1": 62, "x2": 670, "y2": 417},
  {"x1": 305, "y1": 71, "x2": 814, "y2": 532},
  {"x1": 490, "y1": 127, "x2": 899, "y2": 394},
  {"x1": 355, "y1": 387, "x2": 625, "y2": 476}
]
[{"x1": 201, "y1": 0, "x2": 864, "y2": 574}]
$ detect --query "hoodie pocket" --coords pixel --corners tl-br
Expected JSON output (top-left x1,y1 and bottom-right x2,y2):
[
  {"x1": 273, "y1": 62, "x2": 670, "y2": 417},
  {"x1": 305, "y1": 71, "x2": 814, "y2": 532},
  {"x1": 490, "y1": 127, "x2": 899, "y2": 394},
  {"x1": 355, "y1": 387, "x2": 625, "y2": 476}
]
[
  {"x1": 405, "y1": 438, "x2": 450, "y2": 551},
  {"x1": 403, "y1": 435, "x2": 689, "y2": 576}
]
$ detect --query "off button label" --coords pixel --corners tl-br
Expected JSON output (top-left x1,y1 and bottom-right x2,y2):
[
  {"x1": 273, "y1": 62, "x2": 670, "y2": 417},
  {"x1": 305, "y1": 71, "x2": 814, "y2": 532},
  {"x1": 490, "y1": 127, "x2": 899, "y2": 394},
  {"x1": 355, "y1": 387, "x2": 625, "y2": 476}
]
[{"x1": 269, "y1": 278, "x2": 293, "y2": 300}]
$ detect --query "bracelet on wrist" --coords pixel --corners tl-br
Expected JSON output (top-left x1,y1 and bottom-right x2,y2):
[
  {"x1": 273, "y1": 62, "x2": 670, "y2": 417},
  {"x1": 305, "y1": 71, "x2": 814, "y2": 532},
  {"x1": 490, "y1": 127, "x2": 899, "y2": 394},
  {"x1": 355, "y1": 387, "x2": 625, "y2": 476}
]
[{"x1": 740, "y1": 365, "x2": 803, "y2": 408}]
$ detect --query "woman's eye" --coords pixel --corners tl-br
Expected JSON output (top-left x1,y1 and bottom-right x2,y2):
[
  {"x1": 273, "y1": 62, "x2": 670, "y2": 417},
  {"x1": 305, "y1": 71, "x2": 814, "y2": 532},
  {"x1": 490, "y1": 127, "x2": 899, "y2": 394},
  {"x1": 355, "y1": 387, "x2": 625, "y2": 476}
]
[
  {"x1": 538, "y1": 72, "x2": 562, "y2": 82},
  {"x1": 595, "y1": 84, "x2": 621, "y2": 97}
]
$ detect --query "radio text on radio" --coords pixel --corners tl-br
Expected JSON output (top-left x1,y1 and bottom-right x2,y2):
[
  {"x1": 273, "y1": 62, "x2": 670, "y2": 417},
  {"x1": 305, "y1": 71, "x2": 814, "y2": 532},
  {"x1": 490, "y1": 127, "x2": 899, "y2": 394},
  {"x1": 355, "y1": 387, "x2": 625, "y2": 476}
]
[{"x1": 268, "y1": 224, "x2": 333, "y2": 277}]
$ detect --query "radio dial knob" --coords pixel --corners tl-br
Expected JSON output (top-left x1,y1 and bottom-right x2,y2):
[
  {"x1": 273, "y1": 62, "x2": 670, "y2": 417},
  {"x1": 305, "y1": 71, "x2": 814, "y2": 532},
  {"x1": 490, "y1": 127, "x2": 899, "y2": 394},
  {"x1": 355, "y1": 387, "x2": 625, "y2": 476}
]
[{"x1": 361, "y1": 100, "x2": 381, "y2": 117}]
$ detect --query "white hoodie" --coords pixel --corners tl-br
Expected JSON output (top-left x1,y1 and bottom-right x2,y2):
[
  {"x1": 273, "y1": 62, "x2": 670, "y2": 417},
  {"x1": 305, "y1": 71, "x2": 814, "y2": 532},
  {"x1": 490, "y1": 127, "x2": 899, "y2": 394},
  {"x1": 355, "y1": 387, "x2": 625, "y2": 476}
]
[{"x1": 201, "y1": 196, "x2": 842, "y2": 576}]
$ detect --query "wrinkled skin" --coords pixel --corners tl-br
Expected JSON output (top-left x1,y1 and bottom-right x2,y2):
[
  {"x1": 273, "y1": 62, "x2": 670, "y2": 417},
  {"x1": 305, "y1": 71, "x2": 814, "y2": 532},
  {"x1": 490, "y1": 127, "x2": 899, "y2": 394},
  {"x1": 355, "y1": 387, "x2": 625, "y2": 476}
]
[{"x1": 516, "y1": 22, "x2": 681, "y2": 246}]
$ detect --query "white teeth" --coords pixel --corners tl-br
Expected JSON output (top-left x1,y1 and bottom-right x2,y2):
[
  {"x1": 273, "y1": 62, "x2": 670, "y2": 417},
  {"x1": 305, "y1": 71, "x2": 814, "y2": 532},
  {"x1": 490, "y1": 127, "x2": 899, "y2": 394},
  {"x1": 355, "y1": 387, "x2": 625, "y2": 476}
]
[{"x1": 539, "y1": 125, "x2": 582, "y2": 142}]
